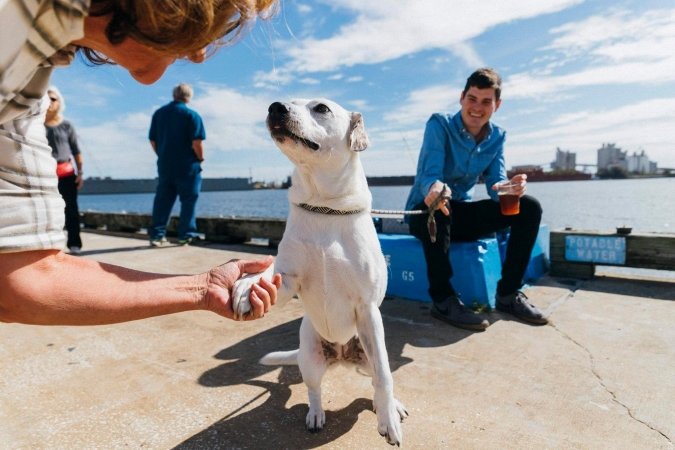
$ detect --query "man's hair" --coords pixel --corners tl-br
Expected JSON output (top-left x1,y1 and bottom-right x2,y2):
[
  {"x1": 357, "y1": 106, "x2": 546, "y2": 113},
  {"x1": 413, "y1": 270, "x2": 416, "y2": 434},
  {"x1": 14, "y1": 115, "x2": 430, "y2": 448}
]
[
  {"x1": 79, "y1": 0, "x2": 277, "y2": 65},
  {"x1": 463, "y1": 67, "x2": 502, "y2": 101},
  {"x1": 173, "y1": 83, "x2": 194, "y2": 102},
  {"x1": 47, "y1": 86, "x2": 66, "y2": 119}
]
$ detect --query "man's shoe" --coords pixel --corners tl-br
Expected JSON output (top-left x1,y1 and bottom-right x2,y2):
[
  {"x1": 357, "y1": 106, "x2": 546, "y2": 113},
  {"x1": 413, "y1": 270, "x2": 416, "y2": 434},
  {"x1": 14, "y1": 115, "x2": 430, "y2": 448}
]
[
  {"x1": 68, "y1": 246, "x2": 81, "y2": 255},
  {"x1": 178, "y1": 236, "x2": 202, "y2": 246},
  {"x1": 149, "y1": 237, "x2": 168, "y2": 247},
  {"x1": 430, "y1": 295, "x2": 489, "y2": 331},
  {"x1": 496, "y1": 291, "x2": 549, "y2": 324}
]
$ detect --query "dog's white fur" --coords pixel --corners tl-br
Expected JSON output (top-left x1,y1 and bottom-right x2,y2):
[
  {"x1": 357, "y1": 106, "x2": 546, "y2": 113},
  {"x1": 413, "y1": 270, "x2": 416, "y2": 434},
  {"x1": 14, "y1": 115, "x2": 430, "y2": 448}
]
[{"x1": 232, "y1": 98, "x2": 407, "y2": 445}]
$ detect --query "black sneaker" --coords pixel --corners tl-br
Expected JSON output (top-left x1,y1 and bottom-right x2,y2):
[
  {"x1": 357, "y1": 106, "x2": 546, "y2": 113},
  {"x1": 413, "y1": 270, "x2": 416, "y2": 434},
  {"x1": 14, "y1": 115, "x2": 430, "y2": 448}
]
[
  {"x1": 496, "y1": 291, "x2": 549, "y2": 325},
  {"x1": 430, "y1": 295, "x2": 489, "y2": 331}
]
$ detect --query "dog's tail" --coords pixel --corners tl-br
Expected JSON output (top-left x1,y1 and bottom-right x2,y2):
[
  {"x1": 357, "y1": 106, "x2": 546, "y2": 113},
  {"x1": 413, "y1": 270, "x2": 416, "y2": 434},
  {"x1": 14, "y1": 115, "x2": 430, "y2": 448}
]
[{"x1": 259, "y1": 349, "x2": 299, "y2": 366}]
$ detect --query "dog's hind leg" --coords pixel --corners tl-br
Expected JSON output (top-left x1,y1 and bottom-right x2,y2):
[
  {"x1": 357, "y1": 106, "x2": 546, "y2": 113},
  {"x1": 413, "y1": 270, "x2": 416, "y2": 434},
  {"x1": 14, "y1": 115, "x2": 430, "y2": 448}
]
[
  {"x1": 297, "y1": 315, "x2": 330, "y2": 432},
  {"x1": 356, "y1": 303, "x2": 407, "y2": 447}
]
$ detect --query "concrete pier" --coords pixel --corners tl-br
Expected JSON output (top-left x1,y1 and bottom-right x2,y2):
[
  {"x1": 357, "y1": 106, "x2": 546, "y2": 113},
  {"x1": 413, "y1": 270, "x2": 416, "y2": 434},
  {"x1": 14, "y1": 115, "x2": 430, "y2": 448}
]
[{"x1": 1, "y1": 231, "x2": 674, "y2": 449}]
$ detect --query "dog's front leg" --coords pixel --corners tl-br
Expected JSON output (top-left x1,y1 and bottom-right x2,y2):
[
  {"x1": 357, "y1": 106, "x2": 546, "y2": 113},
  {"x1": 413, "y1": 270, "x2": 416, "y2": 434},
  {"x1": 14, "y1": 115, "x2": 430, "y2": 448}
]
[
  {"x1": 297, "y1": 315, "x2": 329, "y2": 432},
  {"x1": 356, "y1": 303, "x2": 408, "y2": 446}
]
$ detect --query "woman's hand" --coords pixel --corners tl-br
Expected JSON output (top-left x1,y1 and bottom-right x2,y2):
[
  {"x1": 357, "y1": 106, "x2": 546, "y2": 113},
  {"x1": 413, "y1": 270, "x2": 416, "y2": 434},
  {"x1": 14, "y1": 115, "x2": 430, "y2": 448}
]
[{"x1": 202, "y1": 256, "x2": 282, "y2": 320}]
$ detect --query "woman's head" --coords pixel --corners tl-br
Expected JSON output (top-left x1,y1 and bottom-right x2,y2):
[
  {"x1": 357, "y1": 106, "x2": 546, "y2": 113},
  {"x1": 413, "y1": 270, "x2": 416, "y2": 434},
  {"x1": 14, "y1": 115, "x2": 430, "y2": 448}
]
[
  {"x1": 79, "y1": 0, "x2": 277, "y2": 65},
  {"x1": 47, "y1": 86, "x2": 66, "y2": 119}
]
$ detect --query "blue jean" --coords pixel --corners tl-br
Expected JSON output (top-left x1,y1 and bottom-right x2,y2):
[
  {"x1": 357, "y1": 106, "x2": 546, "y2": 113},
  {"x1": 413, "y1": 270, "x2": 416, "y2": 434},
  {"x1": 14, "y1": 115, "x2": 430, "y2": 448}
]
[
  {"x1": 150, "y1": 172, "x2": 202, "y2": 240},
  {"x1": 409, "y1": 195, "x2": 542, "y2": 300}
]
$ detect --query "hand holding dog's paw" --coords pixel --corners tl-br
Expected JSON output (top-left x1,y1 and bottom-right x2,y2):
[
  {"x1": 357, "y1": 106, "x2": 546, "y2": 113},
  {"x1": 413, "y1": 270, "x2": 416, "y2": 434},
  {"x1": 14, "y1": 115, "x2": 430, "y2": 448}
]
[
  {"x1": 231, "y1": 264, "x2": 276, "y2": 320},
  {"x1": 202, "y1": 257, "x2": 280, "y2": 321}
]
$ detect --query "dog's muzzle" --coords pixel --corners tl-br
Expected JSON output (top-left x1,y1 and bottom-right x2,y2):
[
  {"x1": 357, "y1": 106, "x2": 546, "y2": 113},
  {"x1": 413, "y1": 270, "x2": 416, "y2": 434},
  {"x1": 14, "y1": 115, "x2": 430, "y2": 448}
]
[{"x1": 267, "y1": 102, "x2": 320, "y2": 151}]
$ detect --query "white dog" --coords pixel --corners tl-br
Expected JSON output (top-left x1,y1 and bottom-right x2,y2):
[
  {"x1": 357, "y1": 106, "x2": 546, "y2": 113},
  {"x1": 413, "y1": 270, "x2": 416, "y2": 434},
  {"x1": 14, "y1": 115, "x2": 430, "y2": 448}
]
[{"x1": 232, "y1": 98, "x2": 407, "y2": 446}]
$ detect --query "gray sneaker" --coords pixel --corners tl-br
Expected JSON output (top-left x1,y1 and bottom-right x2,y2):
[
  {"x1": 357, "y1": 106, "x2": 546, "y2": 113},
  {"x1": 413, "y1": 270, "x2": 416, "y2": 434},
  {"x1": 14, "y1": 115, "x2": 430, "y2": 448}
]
[
  {"x1": 430, "y1": 295, "x2": 489, "y2": 331},
  {"x1": 496, "y1": 291, "x2": 548, "y2": 325}
]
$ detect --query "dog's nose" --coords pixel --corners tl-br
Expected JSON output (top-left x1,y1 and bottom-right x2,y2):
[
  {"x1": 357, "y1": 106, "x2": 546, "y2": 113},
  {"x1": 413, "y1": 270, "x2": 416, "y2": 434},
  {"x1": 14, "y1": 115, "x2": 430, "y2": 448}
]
[{"x1": 268, "y1": 102, "x2": 288, "y2": 118}]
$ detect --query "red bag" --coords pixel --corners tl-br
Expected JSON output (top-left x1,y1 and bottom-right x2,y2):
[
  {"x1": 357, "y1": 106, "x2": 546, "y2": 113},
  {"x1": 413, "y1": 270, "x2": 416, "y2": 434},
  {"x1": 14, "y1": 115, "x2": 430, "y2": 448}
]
[{"x1": 56, "y1": 160, "x2": 75, "y2": 178}]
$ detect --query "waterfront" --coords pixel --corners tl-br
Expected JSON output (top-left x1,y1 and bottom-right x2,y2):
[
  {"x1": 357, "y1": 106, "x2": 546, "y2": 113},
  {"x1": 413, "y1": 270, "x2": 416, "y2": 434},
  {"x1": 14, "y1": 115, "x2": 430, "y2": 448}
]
[{"x1": 80, "y1": 177, "x2": 675, "y2": 234}]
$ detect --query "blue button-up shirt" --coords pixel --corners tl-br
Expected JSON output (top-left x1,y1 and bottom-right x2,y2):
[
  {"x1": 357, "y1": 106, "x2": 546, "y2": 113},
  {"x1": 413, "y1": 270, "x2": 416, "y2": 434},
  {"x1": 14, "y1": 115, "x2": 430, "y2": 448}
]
[{"x1": 405, "y1": 111, "x2": 507, "y2": 213}]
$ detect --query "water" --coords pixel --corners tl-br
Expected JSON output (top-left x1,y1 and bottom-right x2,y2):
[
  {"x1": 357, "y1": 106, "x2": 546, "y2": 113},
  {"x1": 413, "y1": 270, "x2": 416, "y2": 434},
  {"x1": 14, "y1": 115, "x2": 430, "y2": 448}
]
[{"x1": 79, "y1": 177, "x2": 675, "y2": 234}]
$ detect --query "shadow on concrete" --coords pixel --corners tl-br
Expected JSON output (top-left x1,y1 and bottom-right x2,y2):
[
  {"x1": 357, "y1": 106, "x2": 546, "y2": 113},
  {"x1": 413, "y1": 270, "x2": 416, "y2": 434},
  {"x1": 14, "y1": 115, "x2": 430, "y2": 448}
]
[
  {"x1": 581, "y1": 275, "x2": 675, "y2": 302},
  {"x1": 180, "y1": 300, "x2": 476, "y2": 448},
  {"x1": 76, "y1": 245, "x2": 176, "y2": 257},
  {"x1": 200, "y1": 242, "x2": 279, "y2": 257},
  {"x1": 175, "y1": 366, "x2": 372, "y2": 449}
]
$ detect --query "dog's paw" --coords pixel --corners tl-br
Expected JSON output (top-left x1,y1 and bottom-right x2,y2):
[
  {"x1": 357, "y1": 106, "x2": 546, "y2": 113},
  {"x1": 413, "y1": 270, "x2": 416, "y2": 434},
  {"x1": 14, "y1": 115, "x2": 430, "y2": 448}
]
[
  {"x1": 231, "y1": 264, "x2": 275, "y2": 320},
  {"x1": 306, "y1": 407, "x2": 326, "y2": 433},
  {"x1": 374, "y1": 398, "x2": 405, "y2": 447}
]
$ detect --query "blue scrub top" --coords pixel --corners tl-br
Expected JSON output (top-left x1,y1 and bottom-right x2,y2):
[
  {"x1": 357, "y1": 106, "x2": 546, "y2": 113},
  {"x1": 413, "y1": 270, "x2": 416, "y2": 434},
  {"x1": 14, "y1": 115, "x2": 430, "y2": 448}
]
[{"x1": 149, "y1": 101, "x2": 206, "y2": 177}]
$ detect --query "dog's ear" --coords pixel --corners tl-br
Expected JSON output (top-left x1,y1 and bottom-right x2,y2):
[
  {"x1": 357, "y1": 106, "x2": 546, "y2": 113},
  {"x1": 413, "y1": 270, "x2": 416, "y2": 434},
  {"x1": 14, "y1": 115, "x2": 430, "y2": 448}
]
[{"x1": 349, "y1": 112, "x2": 370, "y2": 152}]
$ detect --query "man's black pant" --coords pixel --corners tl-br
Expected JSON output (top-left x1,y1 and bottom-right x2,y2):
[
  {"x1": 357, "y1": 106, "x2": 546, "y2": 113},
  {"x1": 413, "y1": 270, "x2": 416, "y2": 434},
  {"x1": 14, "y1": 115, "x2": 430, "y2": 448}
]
[
  {"x1": 409, "y1": 196, "x2": 542, "y2": 302},
  {"x1": 58, "y1": 174, "x2": 82, "y2": 249}
]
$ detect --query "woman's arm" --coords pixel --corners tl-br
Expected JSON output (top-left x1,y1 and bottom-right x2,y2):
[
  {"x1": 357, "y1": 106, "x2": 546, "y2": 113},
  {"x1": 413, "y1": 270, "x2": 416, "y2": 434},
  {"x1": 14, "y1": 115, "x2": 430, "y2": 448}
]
[{"x1": 0, "y1": 250, "x2": 280, "y2": 326}]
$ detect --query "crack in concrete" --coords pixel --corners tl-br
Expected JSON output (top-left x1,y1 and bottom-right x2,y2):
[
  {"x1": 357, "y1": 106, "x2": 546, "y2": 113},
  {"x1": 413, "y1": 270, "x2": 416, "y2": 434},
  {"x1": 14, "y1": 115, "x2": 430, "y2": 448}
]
[
  {"x1": 542, "y1": 277, "x2": 585, "y2": 317},
  {"x1": 552, "y1": 322, "x2": 674, "y2": 446}
]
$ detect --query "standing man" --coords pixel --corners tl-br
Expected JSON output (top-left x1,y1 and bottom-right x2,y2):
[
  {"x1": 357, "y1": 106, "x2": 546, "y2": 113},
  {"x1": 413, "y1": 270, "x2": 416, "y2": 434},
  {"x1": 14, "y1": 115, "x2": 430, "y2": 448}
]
[
  {"x1": 405, "y1": 67, "x2": 547, "y2": 331},
  {"x1": 149, "y1": 83, "x2": 205, "y2": 246}
]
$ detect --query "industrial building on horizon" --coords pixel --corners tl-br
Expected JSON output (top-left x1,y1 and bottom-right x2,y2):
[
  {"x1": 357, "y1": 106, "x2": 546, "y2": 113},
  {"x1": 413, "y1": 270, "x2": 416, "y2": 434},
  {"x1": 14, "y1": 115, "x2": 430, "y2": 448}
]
[
  {"x1": 551, "y1": 147, "x2": 576, "y2": 171},
  {"x1": 597, "y1": 143, "x2": 658, "y2": 174}
]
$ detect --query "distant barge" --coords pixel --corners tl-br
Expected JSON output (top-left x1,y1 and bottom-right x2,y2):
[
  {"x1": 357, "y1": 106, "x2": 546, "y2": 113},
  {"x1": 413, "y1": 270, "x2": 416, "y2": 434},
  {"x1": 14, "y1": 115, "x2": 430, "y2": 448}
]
[
  {"x1": 507, "y1": 167, "x2": 592, "y2": 182},
  {"x1": 79, "y1": 177, "x2": 252, "y2": 195}
]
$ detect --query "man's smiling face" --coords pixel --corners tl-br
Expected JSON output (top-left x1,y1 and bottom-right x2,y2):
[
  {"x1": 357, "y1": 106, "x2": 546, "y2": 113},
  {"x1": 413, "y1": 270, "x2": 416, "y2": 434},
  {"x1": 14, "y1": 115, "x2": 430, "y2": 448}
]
[{"x1": 459, "y1": 86, "x2": 501, "y2": 136}]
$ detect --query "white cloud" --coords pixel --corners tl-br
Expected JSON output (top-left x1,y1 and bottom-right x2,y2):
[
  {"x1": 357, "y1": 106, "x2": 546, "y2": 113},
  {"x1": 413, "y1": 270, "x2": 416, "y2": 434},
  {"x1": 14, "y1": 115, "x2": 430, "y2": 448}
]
[
  {"x1": 77, "y1": 112, "x2": 155, "y2": 179},
  {"x1": 507, "y1": 98, "x2": 675, "y2": 168},
  {"x1": 253, "y1": 68, "x2": 294, "y2": 89},
  {"x1": 383, "y1": 84, "x2": 462, "y2": 125},
  {"x1": 299, "y1": 77, "x2": 320, "y2": 84},
  {"x1": 58, "y1": 80, "x2": 121, "y2": 109},
  {"x1": 348, "y1": 99, "x2": 371, "y2": 111},
  {"x1": 297, "y1": 3, "x2": 312, "y2": 14},
  {"x1": 278, "y1": 0, "x2": 583, "y2": 73},
  {"x1": 506, "y1": 8, "x2": 675, "y2": 98},
  {"x1": 450, "y1": 42, "x2": 485, "y2": 68},
  {"x1": 327, "y1": 73, "x2": 344, "y2": 80},
  {"x1": 346, "y1": 76, "x2": 363, "y2": 82},
  {"x1": 191, "y1": 84, "x2": 276, "y2": 153}
]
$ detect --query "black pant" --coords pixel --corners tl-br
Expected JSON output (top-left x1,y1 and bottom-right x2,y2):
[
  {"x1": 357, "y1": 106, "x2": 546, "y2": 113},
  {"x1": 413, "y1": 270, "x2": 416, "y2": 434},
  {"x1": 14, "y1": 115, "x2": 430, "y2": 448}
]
[
  {"x1": 58, "y1": 175, "x2": 82, "y2": 249},
  {"x1": 409, "y1": 195, "x2": 542, "y2": 302}
]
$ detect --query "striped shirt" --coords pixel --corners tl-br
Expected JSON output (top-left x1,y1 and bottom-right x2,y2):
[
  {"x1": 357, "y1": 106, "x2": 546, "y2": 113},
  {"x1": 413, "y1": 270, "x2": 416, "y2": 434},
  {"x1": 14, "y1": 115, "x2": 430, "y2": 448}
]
[{"x1": 0, "y1": 0, "x2": 89, "y2": 252}]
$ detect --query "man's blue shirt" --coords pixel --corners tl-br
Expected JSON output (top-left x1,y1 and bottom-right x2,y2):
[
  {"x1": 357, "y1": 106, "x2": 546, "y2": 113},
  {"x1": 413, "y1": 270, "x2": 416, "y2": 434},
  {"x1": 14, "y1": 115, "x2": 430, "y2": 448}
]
[
  {"x1": 149, "y1": 101, "x2": 206, "y2": 178},
  {"x1": 405, "y1": 111, "x2": 508, "y2": 213}
]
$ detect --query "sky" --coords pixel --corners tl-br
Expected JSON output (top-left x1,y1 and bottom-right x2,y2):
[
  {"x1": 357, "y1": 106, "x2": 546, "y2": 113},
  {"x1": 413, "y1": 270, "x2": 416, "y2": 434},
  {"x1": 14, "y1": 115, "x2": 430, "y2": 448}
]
[{"x1": 51, "y1": 0, "x2": 675, "y2": 182}]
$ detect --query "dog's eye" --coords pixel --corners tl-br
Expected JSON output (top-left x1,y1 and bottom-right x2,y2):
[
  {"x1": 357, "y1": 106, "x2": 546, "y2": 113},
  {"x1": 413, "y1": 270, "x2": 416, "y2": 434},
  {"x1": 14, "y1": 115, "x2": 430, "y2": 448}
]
[{"x1": 313, "y1": 104, "x2": 331, "y2": 114}]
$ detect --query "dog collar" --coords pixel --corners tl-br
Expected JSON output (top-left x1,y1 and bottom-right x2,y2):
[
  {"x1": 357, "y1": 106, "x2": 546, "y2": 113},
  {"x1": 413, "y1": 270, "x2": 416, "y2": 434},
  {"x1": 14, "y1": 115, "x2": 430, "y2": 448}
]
[{"x1": 295, "y1": 203, "x2": 363, "y2": 215}]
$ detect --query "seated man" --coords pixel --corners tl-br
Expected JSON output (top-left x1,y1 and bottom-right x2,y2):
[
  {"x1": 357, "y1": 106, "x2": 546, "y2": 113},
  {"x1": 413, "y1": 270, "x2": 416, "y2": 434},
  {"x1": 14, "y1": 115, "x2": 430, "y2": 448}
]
[{"x1": 405, "y1": 67, "x2": 548, "y2": 331}]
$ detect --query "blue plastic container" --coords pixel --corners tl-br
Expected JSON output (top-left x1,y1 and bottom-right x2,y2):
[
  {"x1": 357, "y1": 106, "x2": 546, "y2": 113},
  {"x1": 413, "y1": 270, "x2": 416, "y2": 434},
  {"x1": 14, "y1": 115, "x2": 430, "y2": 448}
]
[{"x1": 378, "y1": 234, "x2": 501, "y2": 309}]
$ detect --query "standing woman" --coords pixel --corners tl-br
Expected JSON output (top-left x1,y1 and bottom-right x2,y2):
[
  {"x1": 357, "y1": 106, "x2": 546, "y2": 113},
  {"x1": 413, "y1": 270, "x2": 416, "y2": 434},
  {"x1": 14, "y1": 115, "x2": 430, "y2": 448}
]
[{"x1": 45, "y1": 86, "x2": 83, "y2": 255}]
